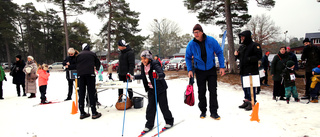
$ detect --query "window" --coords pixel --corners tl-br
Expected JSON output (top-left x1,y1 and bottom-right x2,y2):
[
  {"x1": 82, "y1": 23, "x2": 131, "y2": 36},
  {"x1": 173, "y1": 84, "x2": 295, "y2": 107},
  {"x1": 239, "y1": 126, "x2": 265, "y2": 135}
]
[{"x1": 313, "y1": 38, "x2": 320, "y2": 44}]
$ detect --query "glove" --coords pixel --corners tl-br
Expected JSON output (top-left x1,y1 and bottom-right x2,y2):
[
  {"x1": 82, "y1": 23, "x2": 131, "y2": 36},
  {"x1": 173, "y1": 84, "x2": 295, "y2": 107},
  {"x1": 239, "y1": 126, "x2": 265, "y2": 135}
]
[
  {"x1": 126, "y1": 73, "x2": 132, "y2": 80},
  {"x1": 47, "y1": 70, "x2": 50, "y2": 73},
  {"x1": 152, "y1": 70, "x2": 158, "y2": 79}
]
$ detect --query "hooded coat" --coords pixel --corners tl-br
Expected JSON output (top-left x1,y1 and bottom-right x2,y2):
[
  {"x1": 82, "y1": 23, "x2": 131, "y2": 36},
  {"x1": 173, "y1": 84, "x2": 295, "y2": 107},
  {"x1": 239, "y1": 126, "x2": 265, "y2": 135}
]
[
  {"x1": 301, "y1": 44, "x2": 320, "y2": 72},
  {"x1": 23, "y1": 61, "x2": 38, "y2": 93},
  {"x1": 235, "y1": 30, "x2": 262, "y2": 75}
]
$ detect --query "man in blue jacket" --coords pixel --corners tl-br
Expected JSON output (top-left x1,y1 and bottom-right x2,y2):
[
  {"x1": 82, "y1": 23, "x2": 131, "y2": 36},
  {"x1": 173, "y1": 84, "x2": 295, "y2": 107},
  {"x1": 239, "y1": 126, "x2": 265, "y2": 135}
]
[{"x1": 185, "y1": 24, "x2": 225, "y2": 120}]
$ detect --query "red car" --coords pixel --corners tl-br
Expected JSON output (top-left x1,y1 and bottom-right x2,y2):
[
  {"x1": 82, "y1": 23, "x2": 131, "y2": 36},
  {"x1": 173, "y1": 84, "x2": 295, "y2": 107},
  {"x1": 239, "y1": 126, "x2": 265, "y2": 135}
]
[
  {"x1": 110, "y1": 60, "x2": 119, "y2": 71},
  {"x1": 161, "y1": 59, "x2": 170, "y2": 65}
]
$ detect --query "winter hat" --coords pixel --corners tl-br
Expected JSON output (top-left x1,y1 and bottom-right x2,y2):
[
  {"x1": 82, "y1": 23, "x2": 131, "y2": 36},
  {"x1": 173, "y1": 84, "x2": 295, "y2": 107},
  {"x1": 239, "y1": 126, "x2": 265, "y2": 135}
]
[
  {"x1": 286, "y1": 60, "x2": 295, "y2": 68},
  {"x1": 286, "y1": 47, "x2": 291, "y2": 50},
  {"x1": 303, "y1": 38, "x2": 310, "y2": 43},
  {"x1": 16, "y1": 55, "x2": 22, "y2": 60},
  {"x1": 265, "y1": 51, "x2": 270, "y2": 55},
  {"x1": 312, "y1": 65, "x2": 320, "y2": 74},
  {"x1": 27, "y1": 56, "x2": 34, "y2": 61},
  {"x1": 82, "y1": 43, "x2": 90, "y2": 50},
  {"x1": 193, "y1": 24, "x2": 203, "y2": 32},
  {"x1": 118, "y1": 40, "x2": 127, "y2": 47},
  {"x1": 140, "y1": 50, "x2": 153, "y2": 60}
]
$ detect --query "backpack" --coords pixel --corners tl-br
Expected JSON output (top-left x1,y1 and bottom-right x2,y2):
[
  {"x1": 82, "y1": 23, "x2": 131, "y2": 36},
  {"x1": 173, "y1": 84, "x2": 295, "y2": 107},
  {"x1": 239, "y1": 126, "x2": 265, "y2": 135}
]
[{"x1": 184, "y1": 77, "x2": 195, "y2": 106}]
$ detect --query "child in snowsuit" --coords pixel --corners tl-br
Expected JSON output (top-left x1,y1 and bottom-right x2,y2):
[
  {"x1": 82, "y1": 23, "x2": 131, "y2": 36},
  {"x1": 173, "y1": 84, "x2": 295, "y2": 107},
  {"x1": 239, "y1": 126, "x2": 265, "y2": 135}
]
[
  {"x1": 37, "y1": 64, "x2": 50, "y2": 104},
  {"x1": 0, "y1": 65, "x2": 7, "y2": 99},
  {"x1": 281, "y1": 60, "x2": 304, "y2": 103},
  {"x1": 132, "y1": 50, "x2": 174, "y2": 134},
  {"x1": 309, "y1": 65, "x2": 320, "y2": 103}
]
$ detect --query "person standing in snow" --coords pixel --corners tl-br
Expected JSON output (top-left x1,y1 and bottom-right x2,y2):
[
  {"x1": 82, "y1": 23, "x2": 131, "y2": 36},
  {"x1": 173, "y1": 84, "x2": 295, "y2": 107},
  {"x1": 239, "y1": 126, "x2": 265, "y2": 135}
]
[
  {"x1": 271, "y1": 47, "x2": 291, "y2": 101},
  {"x1": 235, "y1": 30, "x2": 262, "y2": 111},
  {"x1": 185, "y1": 24, "x2": 225, "y2": 119},
  {"x1": 261, "y1": 51, "x2": 270, "y2": 86},
  {"x1": 131, "y1": 50, "x2": 174, "y2": 134},
  {"x1": 280, "y1": 60, "x2": 304, "y2": 103},
  {"x1": 37, "y1": 64, "x2": 51, "y2": 104},
  {"x1": 0, "y1": 65, "x2": 7, "y2": 99},
  {"x1": 63, "y1": 48, "x2": 79, "y2": 101},
  {"x1": 286, "y1": 47, "x2": 299, "y2": 70},
  {"x1": 76, "y1": 43, "x2": 101, "y2": 119},
  {"x1": 309, "y1": 65, "x2": 320, "y2": 103},
  {"x1": 117, "y1": 40, "x2": 135, "y2": 100},
  {"x1": 23, "y1": 56, "x2": 38, "y2": 98},
  {"x1": 107, "y1": 62, "x2": 113, "y2": 81},
  {"x1": 10, "y1": 55, "x2": 26, "y2": 97},
  {"x1": 153, "y1": 55, "x2": 162, "y2": 68},
  {"x1": 300, "y1": 38, "x2": 320, "y2": 100}
]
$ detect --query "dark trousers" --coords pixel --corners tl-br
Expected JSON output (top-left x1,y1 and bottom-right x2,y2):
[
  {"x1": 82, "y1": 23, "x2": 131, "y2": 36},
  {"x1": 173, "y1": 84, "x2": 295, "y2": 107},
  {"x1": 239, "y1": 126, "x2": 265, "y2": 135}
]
[
  {"x1": 305, "y1": 72, "x2": 312, "y2": 96},
  {"x1": 0, "y1": 81, "x2": 3, "y2": 98},
  {"x1": 67, "y1": 79, "x2": 74, "y2": 99},
  {"x1": 78, "y1": 75, "x2": 97, "y2": 115},
  {"x1": 39, "y1": 85, "x2": 47, "y2": 102},
  {"x1": 145, "y1": 90, "x2": 174, "y2": 129},
  {"x1": 16, "y1": 83, "x2": 26, "y2": 96},
  {"x1": 310, "y1": 83, "x2": 320, "y2": 98},
  {"x1": 273, "y1": 80, "x2": 285, "y2": 97},
  {"x1": 261, "y1": 71, "x2": 268, "y2": 85},
  {"x1": 195, "y1": 67, "x2": 218, "y2": 115},
  {"x1": 118, "y1": 88, "x2": 133, "y2": 99},
  {"x1": 108, "y1": 73, "x2": 113, "y2": 80},
  {"x1": 240, "y1": 75, "x2": 257, "y2": 102}
]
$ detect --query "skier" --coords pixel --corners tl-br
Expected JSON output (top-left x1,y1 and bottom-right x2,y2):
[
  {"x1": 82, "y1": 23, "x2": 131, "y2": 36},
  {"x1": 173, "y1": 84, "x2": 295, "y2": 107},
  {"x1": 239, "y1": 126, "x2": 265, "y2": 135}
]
[
  {"x1": 37, "y1": 64, "x2": 51, "y2": 104},
  {"x1": 131, "y1": 50, "x2": 174, "y2": 134}
]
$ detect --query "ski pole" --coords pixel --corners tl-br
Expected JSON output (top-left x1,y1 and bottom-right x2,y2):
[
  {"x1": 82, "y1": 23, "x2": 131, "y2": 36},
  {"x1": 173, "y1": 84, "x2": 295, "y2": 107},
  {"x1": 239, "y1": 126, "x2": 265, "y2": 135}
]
[
  {"x1": 153, "y1": 70, "x2": 160, "y2": 137},
  {"x1": 122, "y1": 73, "x2": 130, "y2": 136}
]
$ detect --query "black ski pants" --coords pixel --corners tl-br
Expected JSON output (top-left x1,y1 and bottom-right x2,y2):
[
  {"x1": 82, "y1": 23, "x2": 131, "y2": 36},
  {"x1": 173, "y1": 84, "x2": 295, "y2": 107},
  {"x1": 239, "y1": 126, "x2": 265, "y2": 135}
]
[
  {"x1": 39, "y1": 85, "x2": 47, "y2": 102},
  {"x1": 16, "y1": 83, "x2": 25, "y2": 96},
  {"x1": 305, "y1": 72, "x2": 312, "y2": 96},
  {"x1": 67, "y1": 79, "x2": 74, "y2": 99},
  {"x1": 273, "y1": 80, "x2": 285, "y2": 97},
  {"x1": 78, "y1": 75, "x2": 97, "y2": 115},
  {"x1": 195, "y1": 67, "x2": 219, "y2": 115},
  {"x1": 145, "y1": 90, "x2": 174, "y2": 129}
]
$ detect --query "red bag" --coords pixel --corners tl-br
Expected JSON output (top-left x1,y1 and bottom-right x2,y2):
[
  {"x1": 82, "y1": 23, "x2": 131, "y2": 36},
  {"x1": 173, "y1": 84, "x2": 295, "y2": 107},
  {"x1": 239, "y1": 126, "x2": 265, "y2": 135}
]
[{"x1": 184, "y1": 85, "x2": 195, "y2": 106}]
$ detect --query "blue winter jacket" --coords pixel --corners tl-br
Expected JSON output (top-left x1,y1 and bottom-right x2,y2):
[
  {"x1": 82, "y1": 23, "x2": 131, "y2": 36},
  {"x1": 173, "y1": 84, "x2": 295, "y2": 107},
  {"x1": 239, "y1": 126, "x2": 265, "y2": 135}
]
[{"x1": 185, "y1": 35, "x2": 225, "y2": 72}]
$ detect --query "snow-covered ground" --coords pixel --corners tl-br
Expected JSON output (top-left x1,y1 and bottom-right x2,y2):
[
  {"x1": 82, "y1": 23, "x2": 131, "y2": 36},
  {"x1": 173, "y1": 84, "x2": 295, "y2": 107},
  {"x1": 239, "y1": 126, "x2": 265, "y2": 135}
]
[{"x1": 0, "y1": 71, "x2": 319, "y2": 137}]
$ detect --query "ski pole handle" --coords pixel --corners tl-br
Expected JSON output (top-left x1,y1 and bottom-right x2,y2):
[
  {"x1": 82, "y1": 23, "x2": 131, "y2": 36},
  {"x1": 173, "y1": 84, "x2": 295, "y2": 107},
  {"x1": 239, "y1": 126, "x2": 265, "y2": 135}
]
[{"x1": 152, "y1": 70, "x2": 157, "y2": 79}]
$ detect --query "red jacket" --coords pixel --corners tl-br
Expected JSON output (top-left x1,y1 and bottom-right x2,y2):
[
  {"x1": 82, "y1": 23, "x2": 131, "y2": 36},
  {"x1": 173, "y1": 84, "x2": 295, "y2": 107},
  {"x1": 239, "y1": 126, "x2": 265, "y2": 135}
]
[{"x1": 37, "y1": 69, "x2": 50, "y2": 86}]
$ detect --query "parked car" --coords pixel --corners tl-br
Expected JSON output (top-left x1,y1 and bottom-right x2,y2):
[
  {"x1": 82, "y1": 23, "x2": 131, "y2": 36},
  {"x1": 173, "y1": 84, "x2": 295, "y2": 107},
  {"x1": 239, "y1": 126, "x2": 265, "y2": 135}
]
[
  {"x1": 49, "y1": 62, "x2": 64, "y2": 69},
  {"x1": 1, "y1": 62, "x2": 11, "y2": 69},
  {"x1": 161, "y1": 59, "x2": 170, "y2": 65},
  {"x1": 110, "y1": 60, "x2": 119, "y2": 71},
  {"x1": 101, "y1": 60, "x2": 109, "y2": 70},
  {"x1": 166, "y1": 58, "x2": 185, "y2": 71}
]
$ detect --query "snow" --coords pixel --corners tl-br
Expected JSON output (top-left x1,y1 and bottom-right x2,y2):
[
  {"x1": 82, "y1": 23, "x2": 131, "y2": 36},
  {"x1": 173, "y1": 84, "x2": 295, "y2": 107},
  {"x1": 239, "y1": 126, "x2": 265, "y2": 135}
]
[{"x1": 1, "y1": 71, "x2": 319, "y2": 137}]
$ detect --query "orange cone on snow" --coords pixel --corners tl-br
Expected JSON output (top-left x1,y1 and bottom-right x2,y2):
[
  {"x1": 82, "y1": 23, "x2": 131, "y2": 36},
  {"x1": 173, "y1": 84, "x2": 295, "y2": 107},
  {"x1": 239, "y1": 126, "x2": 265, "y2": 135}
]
[
  {"x1": 71, "y1": 101, "x2": 78, "y2": 115},
  {"x1": 250, "y1": 102, "x2": 260, "y2": 122}
]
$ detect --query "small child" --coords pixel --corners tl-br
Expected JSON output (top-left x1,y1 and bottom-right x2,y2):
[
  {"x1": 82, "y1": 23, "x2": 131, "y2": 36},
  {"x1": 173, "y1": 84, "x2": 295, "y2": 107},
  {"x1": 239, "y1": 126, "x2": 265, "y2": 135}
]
[
  {"x1": 0, "y1": 65, "x2": 7, "y2": 99},
  {"x1": 97, "y1": 65, "x2": 103, "y2": 81},
  {"x1": 132, "y1": 50, "x2": 174, "y2": 135},
  {"x1": 309, "y1": 65, "x2": 320, "y2": 103},
  {"x1": 281, "y1": 60, "x2": 304, "y2": 104},
  {"x1": 37, "y1": 64, "x2": 50, "y2": 104}
]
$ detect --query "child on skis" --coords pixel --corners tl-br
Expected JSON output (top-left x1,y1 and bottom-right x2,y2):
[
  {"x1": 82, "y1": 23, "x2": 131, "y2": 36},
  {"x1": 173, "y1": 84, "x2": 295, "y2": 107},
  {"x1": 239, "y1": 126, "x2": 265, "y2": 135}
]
[
  {"x1": 37, "y1": 64, "x2": 50, "y2": 104},
  {"x1": 309, "y1": 65, "x2": 320, "y2": 103},
  {"x1": 130, "y1": 50, "x2": 174, "y2": 134},
  {"x1": 281, "y1": 60, "x2": 304, "y2": 103}
]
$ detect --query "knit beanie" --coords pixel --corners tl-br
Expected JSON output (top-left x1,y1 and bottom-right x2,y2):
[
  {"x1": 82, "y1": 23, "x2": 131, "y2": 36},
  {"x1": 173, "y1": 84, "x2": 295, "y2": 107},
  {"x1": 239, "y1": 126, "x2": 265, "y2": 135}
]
[
  {"x1": 312, "y1": 65, "x2": 320, "y2": 74},
  {"x1": 27, "y1": 56, "x2": 34, "y2": 61},
  {"x1": 286, "y1": 60, "x2": 295, "y2": 68},
  {"x1": 16, "y1": 55, "x2": 22, "y2": 60},
  {"x1": 303, "y1": 38, "x2": 310, "y2": 43},
  {"x1": 193, "y1": 24, "x2": 203, "y2": 32},
  {"x1": 140, "y1": 50, "x2": 153, "y2": 60},
  {"x1": 118, "y1": 40, "x2": 127, "y2": 47}
]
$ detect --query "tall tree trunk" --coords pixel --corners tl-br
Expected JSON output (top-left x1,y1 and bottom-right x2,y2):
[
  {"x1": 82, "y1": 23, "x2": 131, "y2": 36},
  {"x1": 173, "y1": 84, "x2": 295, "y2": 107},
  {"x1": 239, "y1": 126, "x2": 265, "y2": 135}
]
[
  {"x1": 18, "y1": 20, "x2": 26, "y2": 58},
  {"x1": 62, "y1": 0, "x2": 70, "y2": 59},
  {"x1": 5, "y1": 39, "x2": 11, "y2": 69},
  {"x1": 107, "y1": 0, "x2": 112, "y2": 63},
  {"x1": 224, "y1": 0, "x2": 237, "y2": 73}
]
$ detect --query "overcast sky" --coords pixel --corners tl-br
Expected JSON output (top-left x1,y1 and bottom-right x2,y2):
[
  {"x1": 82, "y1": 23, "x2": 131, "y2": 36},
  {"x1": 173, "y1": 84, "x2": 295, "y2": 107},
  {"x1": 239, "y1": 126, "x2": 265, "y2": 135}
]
[{"x1": 12, "y1": 0, "x2": 320, "y2": 43}]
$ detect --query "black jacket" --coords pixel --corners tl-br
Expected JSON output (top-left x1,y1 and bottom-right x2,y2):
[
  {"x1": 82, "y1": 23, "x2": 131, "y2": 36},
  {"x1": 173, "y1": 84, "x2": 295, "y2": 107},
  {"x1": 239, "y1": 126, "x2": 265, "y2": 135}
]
[
  {"x1": 261, "y1": 55, "x2": 269, "y2": 71},
  {"x1": 11, "y1": 60, "x2": 26, "y2": 84},
  {"x1": 301, "y1": 44, "x2": 320, "y2": 72},
  {"x1": 76, "y1": 50, "x2": 101, "y2": 76},
  {"x1": 134, "y1": 60, "x2": 167, "y2": 95},
  {"x1": 281, "y1": 67, "x2": 304, "y2": 87},
  {"x1": 271, "y1": 52, "x2": 291, "y2": 81},
  {"x1": 117, "y1": 46, "x2": 135, "y2": 77},
  {"x1": 63, "y1": 51, "x2": 78, "y2": 80},
  {"x1": 287, "y1": 52, "x2": 299, "y2": 70},
  {"x1": 235, "y1": 30, "x2": 262, "y2": 75}
]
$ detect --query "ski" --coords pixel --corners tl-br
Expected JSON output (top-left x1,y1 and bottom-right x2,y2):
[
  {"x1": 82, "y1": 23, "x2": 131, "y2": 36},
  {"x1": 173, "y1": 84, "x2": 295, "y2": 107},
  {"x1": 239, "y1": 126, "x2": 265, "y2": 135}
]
[
  {"x1": 150, "y1": 120, "x2": 185, "y2": 137},
  {"x1": 137, "y1": 122, "x2": 163, "y2": 137},
  {"x1": 33, "y1": 101, "x2": 63, "y2": 107}
]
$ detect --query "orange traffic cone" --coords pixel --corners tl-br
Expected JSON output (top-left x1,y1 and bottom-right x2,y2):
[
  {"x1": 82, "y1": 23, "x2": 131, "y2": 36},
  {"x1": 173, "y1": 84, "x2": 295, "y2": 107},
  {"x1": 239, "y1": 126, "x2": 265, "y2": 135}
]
[
  {"x1": 71, "y1": 101, "x2": 78, "y2": 115},
  {"x1": 250, "y1": 102, "x2": 260, "y2": 122}
]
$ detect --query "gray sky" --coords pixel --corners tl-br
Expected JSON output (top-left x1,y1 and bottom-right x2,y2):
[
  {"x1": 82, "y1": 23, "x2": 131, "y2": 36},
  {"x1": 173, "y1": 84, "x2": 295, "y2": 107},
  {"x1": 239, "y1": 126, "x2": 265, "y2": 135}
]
[{"x1": 13, "y1": 0, "x2": 320, "y2": 43}]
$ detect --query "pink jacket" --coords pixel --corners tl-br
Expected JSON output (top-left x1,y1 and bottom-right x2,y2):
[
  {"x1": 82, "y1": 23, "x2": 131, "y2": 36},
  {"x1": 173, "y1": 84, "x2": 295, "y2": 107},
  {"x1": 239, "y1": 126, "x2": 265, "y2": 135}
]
[{"x1": 37, "y1": 69, "x2": 50, "y2": 86}]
